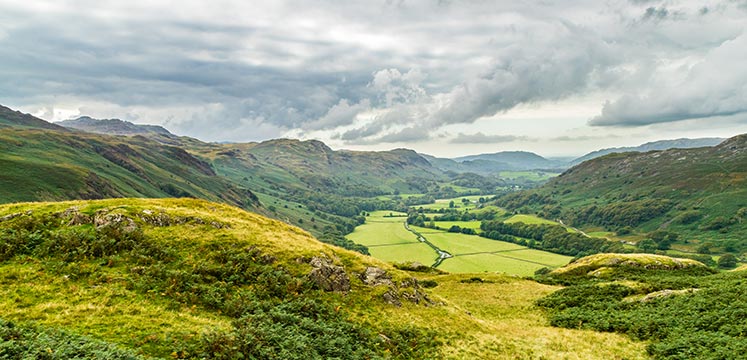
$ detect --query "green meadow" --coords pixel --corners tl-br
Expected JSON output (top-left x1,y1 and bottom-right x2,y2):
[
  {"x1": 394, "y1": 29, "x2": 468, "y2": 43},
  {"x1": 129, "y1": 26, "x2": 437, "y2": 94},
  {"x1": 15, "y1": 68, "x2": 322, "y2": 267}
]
[
  {"x1": 348, "y1": 211, "x2": 572, "y2": 275},
  {"x1": 347, "y1": 211, "x2": 437, "y2": 265}
]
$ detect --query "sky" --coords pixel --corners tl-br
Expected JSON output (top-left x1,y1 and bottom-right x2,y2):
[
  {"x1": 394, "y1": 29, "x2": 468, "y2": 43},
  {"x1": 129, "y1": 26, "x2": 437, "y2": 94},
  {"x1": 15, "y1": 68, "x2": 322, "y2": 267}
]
[{"x1": 1, "y1": 0, "x2": 746, "y2": 157}]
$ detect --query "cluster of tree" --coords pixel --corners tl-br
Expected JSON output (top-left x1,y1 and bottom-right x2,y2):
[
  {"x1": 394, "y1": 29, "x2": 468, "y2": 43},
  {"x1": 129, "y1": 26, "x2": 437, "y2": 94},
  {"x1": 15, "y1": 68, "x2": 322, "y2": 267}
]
[
  {"x1": 636, "y1": 231, "x2": 679, "y2": 252},
  {"x1": 447, "y1": 225, "x2": 477, "y2": 235},
  {"x1": 431, "y1": 209, "x2": 498, "y2": 222},
  {"x1": 479, "y1": 221, "x2": 625, "y2": 257},
  {"x1": 493, "y1": 191, "x2": 556, "y2": 210},
  {"x1": 448, "y1": 172, "x2": 503, "y2": 192},
  {"x1": 565, "y1": 199, "x2": 674, "y2": 228}
]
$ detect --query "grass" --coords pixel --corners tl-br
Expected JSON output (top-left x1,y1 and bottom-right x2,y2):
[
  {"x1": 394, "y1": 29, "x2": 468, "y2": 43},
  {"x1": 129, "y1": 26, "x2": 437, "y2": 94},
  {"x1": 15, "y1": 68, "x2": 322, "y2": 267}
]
[
  {"x1": 377, "y1": 273, "x2": 647, "y2": 359},
  {"x1": 433, "y1": 220, "x2": 482, "y2": 230},
  {"x1": 347, "y1": 211, "x2": 438, "y2": 264},
  {"x1": 498, "y1": 171, "x2": 560, "y2": 182},
  {"x1": 414, "y1": 227, "x2": 572, "y2": 276},
  {"x1": 417, "y1": 195, "x2": 486, "y2": 210},
  {"x1": 0, "y1": 198, "x2": 648, "y2": 358},
  {"x1": 505, "y1": 214, "x2": 559, "y2": 225}
]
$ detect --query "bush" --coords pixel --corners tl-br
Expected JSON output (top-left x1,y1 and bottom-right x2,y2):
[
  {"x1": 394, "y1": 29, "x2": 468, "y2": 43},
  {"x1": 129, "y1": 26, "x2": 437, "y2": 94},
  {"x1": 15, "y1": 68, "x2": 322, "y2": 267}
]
[{"x1": 718, "y1": 254, "x2": 737, "y2": 269}]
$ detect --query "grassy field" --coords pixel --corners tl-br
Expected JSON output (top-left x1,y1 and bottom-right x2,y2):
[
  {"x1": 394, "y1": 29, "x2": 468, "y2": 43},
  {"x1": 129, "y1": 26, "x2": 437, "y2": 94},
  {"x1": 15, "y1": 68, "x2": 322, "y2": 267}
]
[
  {"x1": 433, "y1": 220, "x2": 482, "y2": 230},
  {"x1": 417, "y1": 195, "x2": 486, "y2": 210},
  {"x1": 347, "y1": 211, "x2": 437, "y2": 264},
  {"x1": 498, "y1": 171, "x2": 560, "y2": 182},
  {"x1": 504, "y1": 214, "x2": 559, "y2": 225},
  {"x1": 414, "y1": 227, "x2": 572, "y2": 276},
  {"x1": 347, "y1": 210, "x2": 571, "y2": 276}
]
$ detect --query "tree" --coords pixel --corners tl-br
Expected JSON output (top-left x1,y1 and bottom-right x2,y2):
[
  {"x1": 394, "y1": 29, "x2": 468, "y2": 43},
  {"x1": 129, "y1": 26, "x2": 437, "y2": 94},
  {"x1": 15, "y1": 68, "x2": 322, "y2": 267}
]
[
  {"x1": 637, "y1": 239, "x2": 658, "y2": 253},
  {"x1": 697, "y1": 243, "x2": 713, "y2": 254},
  {"x1": 718, "y1": 254, "x2": 737, "y2": 269},
  {"x1": 449, "y1": 200, "x2": 455, "y2": 208}
]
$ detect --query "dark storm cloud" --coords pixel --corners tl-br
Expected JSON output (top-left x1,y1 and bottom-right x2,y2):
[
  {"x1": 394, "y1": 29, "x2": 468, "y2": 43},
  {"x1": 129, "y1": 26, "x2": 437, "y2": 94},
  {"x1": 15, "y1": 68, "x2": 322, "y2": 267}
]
[{"x1": 0, "y1": 0, "x2": 745, "y2": 144}]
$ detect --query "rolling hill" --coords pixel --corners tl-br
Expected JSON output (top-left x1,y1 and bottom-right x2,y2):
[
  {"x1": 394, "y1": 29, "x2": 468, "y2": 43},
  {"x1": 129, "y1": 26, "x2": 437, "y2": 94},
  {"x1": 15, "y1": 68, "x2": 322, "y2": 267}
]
[
  {"x1": 0, "y1": 198, "x2": 646, "y2": 359},
  {"x1": 0, "y1": 105, "x2": 456, "y2": 241},
  {"x1": 58, "y1": 116, "x2": 175, "y2": 137},
  {"x1": 454, "y1": 150, "x2": 566, "y2": 170},
  {"x1": 571, "y1": 137, "x2": 725, "y2": 165},
  {"x1": 496, "y1": 134, "x2": 747, "y2": 250}
]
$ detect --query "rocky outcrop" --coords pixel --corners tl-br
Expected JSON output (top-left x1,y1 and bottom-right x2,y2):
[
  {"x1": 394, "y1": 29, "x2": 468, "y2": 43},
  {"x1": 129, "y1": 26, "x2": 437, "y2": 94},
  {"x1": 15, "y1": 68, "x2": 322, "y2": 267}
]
[
  {"x1": 308, "y1": 257, "x2": 351, "y2": 293},
  {"x1": 360, "y1": 266, "x2": 434, "y2": 307},
  {"x1": 360, "y1": 266, "x2": 394, "y2": 287},
  {"x1": 138, "y1": 209, "x2": 229, "y2": 229},
  {"x1": 94, "y1": 211, "x2": 139, "y2": 234}
]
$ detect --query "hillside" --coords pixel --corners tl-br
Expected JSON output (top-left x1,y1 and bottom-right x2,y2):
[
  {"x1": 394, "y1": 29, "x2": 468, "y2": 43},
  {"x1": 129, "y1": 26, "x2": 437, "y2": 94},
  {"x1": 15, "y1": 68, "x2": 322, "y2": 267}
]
[
  {"x1": 571, "y1": 137, "x2": 725, "y2": 165},
  {"x1": 0, "y1": 119, "x2": 257, "y2": 209},
  {"x1": 0, "y1": 198, "x2": 646, "y2": 359},
  {"x1": 0, "y1": 105, "x2": 67, "y2": 131},
  {"x1": 58, "y1": 116, "x2": 174, "y2": 137},
  {"x1": 213, "y1": 139, "x2": 444, "y2": 197},
  {"x1": 496, "y1": 134, "x2": 747, "y2": 251},
  {"x1": 0, "y1": 106, "x2": 451, "y2": 240}
]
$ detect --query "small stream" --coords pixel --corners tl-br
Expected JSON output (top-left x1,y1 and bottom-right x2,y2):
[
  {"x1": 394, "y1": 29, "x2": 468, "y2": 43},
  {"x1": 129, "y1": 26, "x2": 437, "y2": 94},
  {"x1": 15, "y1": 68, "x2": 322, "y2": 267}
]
[{"x1": 404, "y1": 221, "x2": 452, "y2": 268}]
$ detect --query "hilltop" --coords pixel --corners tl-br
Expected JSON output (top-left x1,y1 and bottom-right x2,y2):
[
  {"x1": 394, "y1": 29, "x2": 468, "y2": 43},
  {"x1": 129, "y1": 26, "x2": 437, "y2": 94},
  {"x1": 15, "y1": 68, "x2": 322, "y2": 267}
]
[
  {"x1": 0, "y1": 198, "x2": 646, "y2": 359},
  {"x1": 571, "y1": 137, "x2": 725, "y2": 165},
  {"x1": 453, "y1": 150, "x2": 564, "y2": 170},
  {"x1": 58, "y1": 116, "x2": 175, "y2": 137}
]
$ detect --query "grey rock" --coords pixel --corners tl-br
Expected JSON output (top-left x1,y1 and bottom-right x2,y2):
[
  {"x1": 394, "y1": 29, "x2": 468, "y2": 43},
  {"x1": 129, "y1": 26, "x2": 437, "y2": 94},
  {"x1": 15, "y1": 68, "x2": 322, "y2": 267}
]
[{"x1": 308, "y1": 257, "x2": 351, "y2": 293}]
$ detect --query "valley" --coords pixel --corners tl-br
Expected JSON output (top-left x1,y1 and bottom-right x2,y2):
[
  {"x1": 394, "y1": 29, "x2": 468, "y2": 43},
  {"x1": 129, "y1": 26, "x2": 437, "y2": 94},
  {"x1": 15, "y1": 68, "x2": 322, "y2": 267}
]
[{"x1": 1, "y1": 104, "x2": 747, "y2": 358}]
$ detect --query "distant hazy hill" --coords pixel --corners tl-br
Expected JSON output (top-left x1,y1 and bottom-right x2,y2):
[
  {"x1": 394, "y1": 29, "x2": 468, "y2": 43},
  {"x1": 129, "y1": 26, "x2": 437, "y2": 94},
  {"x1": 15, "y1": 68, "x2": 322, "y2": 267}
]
[
  {"x1": 496, "y1": 134, "x2": 747, "y2": 247},
  {"x1": 420, "y1": 151, "x2": 565, "y2": 176},
  {"x1": 58, "y1": 116, "x2": 174, "y2": 137},
  {"x1": 571, "y1": 138, "x2": 725, "y2": 165},
  {"x1": 454, "y1": 150, "x2": 565, "y2": 170}
]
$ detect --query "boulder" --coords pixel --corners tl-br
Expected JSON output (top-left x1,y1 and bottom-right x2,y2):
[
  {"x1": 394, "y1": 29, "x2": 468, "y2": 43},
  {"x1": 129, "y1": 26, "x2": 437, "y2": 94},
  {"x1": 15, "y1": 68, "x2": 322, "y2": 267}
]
[
  {"x1": 308, "y1": 257, "x2": 351, "y2": 293},
  {"x1": 360, "y1": 266, "x2": 393, "y2": 287}
]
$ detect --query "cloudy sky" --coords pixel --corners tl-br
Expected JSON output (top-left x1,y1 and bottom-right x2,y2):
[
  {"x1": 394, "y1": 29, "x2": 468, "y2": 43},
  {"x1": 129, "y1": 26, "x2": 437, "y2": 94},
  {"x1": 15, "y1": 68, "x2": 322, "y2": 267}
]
[{"x1": 1, "y1": 0, "x2": 746, "y2": 157}]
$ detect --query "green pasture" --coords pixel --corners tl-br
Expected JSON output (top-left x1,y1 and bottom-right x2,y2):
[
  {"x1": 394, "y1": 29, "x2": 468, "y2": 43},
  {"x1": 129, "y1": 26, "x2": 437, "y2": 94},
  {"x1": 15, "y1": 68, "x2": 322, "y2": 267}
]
[
  {"x1": 505, "y1": 214, "x2": 558, "y2": 226},
  {"x1": 433, "y1": 221, "x2": 483, "y2": 230},
  {"x1": 438, "y1": 254, "x2": 548, "y2": 276}
]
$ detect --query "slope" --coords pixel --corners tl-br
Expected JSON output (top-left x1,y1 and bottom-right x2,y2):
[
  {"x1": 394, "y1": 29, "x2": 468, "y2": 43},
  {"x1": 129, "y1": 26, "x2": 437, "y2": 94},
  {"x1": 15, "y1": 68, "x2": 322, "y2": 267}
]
[
  {"x1": 0, "y1": 125, "x2": 258, "y2": 209},
  {"x1": 496, "y1": 134, "x2": 747, "y2": 250},
  {"x1": 0, "y1": 198, "x2": 646, "y2": 359},
  {"x1": 58, "y1": 116, "x2": 174, "y2": 137},
  {"x1": 571, "y1": 137, "x2": 725, "y2": 165}
]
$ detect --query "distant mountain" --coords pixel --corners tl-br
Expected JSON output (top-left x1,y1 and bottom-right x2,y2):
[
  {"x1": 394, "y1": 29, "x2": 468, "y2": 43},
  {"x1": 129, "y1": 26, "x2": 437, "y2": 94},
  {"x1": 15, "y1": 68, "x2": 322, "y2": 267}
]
[
  {"x1": 453, "y1": 150, "x2": 565, "y2": 170},
  {"x1": 571, "y1": 138, "x2": 725, "y2": 165},
  {"x1": 0, "y1": 105, "x2": 67, "y2": 131},
  {"x1": 58, "y1": 116, "x2": 174, "y2": 137}
]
